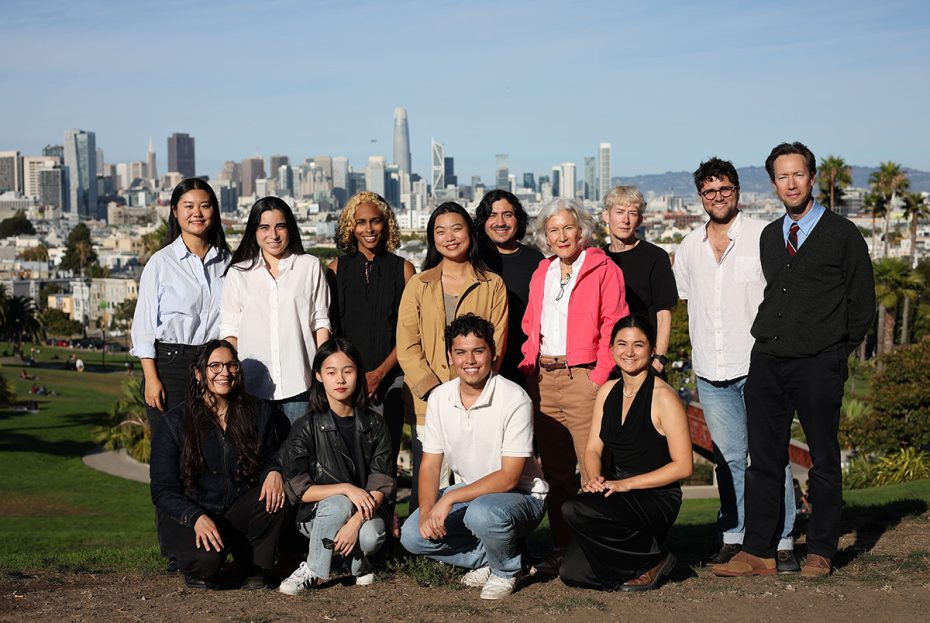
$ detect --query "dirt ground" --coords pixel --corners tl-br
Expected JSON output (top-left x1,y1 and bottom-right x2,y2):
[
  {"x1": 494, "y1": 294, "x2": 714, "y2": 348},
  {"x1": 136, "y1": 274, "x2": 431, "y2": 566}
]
[{"x1": 3, "y1": 511, "x2": 929, "y2": 623}]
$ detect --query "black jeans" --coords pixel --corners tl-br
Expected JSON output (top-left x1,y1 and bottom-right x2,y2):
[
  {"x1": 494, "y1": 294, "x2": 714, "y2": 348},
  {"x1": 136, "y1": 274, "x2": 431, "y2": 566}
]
[
  {"x1": 158, "y1": 486, "x2": 287, "y2": 580},
  {"x1": 743, "y1": 347, "x2": 847, "y2": 559},
  {"x1": 144, "y1": 342, "x2": 198, "y2": 435}
]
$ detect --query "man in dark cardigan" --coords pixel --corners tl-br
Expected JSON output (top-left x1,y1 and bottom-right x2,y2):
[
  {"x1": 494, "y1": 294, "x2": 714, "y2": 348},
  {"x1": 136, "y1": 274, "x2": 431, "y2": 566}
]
[{"x1": 713, "y1": 141, "x2": 874, "y2": 579}]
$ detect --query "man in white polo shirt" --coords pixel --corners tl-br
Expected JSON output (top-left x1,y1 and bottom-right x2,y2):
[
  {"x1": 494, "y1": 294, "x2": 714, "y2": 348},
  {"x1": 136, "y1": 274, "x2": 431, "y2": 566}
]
[{"x1": 400, "y1": 313, "x2": 548, "y2": 600}]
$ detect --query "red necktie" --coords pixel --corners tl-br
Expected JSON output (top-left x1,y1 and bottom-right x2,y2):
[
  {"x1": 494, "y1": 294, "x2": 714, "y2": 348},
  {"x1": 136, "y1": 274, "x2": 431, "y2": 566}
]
[{"x1": 787, "y1": 223, "x2": 800, "y2": 257}]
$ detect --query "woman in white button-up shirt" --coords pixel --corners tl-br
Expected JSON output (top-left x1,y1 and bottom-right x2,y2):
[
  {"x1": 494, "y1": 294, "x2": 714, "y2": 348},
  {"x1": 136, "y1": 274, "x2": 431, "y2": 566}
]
[{"x1": 220, "y1": 197, "x2": 331, "y2": 425}]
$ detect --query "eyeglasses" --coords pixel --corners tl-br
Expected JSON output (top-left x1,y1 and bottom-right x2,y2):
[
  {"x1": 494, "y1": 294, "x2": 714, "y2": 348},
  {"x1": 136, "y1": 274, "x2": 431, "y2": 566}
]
[
  {"x1": 556, "y1": 272, "x2": 571, "y2": 302},
  {"x1": 699, "y1": 186, "x2": 738, "y2": 200},
  {"x1": 206, "y1": 361, "x2": 240, "y2": 374}
]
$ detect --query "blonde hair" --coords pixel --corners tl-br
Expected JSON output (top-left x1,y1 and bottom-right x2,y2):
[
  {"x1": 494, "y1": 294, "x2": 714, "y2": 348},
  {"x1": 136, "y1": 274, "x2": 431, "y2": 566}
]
[
  {"x1": 334, "y1": 192, "x2": 401, "y2": 252},
  {"x1": 602, "y1": 185, "x2": 646, "y2": 215}
]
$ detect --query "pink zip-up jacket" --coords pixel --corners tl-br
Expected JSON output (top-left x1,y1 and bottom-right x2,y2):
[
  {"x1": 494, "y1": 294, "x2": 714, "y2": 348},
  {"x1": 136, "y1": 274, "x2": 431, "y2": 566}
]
[{"x1": 519, "y1": 247, "x2": 629, "y2": 385}]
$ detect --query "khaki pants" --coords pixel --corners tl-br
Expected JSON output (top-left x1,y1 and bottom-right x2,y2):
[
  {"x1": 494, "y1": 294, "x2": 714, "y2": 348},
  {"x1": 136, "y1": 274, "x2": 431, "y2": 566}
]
[{"x1": 529, "y1": 357, "x2": 599, "y2": 550}]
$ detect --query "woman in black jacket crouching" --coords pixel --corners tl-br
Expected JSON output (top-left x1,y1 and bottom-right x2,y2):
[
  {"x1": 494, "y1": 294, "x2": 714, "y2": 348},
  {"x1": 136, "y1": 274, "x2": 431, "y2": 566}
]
[
  {"x1": 278, "y1": 337, "x2": 395, "y2": 595},
  {"x1": 150, "y1": 339, "x2": 287, "y2": 589}
]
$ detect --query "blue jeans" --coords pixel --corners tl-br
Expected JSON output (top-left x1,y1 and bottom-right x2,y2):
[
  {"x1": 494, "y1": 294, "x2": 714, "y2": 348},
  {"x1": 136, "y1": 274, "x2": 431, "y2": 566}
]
[
  {"x1": 272, "y1": 390, "x2": 310, "y2": 426},
  {"x1": 400, "y1": 484, "x2": 545, "y2": 578},
  {"x1": 697, "y1": 376, "x2": 794, "y2": 549},
  {"x1": 297, "y1": 495, "x2": 386, "y2": 578}
]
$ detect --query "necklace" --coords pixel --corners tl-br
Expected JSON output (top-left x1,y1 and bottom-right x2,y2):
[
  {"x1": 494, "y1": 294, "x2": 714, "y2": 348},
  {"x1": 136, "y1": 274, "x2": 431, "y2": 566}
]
[{"x1": 622, "y1": 387, "x2": 636, "y2": 398}]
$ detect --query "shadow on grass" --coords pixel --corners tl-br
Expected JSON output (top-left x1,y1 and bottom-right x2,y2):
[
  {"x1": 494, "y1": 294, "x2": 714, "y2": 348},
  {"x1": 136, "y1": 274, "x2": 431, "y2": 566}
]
[{"x1": 0, "y1": 429, "x2": 98, "y2": 456}]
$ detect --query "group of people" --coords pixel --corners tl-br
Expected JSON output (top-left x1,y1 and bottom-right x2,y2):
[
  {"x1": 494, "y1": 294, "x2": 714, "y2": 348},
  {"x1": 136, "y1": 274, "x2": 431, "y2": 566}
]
[{"x1": 139, "y1": 138, "x2": 873, "y2": 599}]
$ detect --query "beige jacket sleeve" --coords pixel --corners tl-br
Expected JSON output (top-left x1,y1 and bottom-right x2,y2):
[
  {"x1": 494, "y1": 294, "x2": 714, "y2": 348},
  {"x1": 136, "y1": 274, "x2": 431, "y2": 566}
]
[{"x1": 396, "y1": 277, "x2": 443, "y2": 400}]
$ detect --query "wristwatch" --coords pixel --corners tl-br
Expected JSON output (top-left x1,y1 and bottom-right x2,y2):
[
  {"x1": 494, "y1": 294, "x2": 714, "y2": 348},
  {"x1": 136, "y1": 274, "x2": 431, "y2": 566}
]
[{"x1": 652, "y1": 354, "x2": 668, "y2": 366}]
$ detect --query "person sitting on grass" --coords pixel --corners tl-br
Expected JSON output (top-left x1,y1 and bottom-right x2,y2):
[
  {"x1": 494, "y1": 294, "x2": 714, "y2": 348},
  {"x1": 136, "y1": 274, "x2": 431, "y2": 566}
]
[
  {"x1": 278, "y1": 338, "x2": 395, "y2": 595},
  {"x1": 400, "y1": 313, "x2": 548, "y2": 600},
  {"x1": 150, "y1": 339, "x2": 287, "y2": 590}
]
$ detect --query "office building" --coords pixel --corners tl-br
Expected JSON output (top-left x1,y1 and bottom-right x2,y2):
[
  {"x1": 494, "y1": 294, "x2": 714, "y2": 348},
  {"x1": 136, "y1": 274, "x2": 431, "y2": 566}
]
[
  {"x1": 64, "y1": 129, "x2": 98, "y2": 218},
  {"x1": 147, "y1": 137, "x2": 158, "y2": 182},
  {"x1": 393, "y1": 107, "x2": 412, "y2": 175},
  {"x1": 240, "y1": 156, "x2": 265, "y2": 197},
  {"x1": 366, "y1": 156, "x2": 386, "y2": 197},
  {"x1": 0, "y1": 151, "x2": 23, "y2": 194},
  {"x1": 495, "y1": 154, "x2": 509, "y2": 190},
  {"x1": 560, "y1": 162, "x2": 576, "y2": 200},
  {"x1": 42, "y1": 144, "x2": 64, "y2": 159},
  {"x1": 444, "y1": 156, "x2": 457, "y2": 187},
  {"x1": 584, "y1": 156, "x2": 597, "y2": 200},
  {"x1": 551, "y1": 166, "x2": 560, "y2": 198},
  {"x1": 218, "y1": 161, "x2": 240, "y2": 185},
  {"x1": 167, "y1": 132, "x2": 196, "y2": 178},
  {"x1": 523, "y1": 172, "x2": 536, "y2": 192},
  {"x1": 270, "y1": 155, "x2": 289, "y2": 175},
  {"x1": 332, "y1": 156, "x2": 348, "y2": 205},
  {"x1": 598, "y1": 142, "x2": 611, "y2": 201},
  {"x1": 431, "y1": 140, "x2": 444, "y2": 197},
  {"x1": 39, "y1": 165, "x2": 69, "y2": 211},
  {"x1": 277, "y1": 164, "x2": 294, "y2": 197},
  {"x1": 23, "y1": 156, "x2": 58, "y2": 197}
]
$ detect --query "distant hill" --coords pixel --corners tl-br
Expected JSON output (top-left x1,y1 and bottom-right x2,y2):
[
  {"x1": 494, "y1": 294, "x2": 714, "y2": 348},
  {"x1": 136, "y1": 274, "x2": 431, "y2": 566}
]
[{"x1": 617, "y1": 166, "x2": 930, "y2": 197}]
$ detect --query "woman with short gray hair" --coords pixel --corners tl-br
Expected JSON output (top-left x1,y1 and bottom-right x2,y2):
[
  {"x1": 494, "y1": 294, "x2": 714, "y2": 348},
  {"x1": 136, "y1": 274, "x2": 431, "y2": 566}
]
[{"x1": 519, "y1": 198, "x2": 629, "y2": 575}]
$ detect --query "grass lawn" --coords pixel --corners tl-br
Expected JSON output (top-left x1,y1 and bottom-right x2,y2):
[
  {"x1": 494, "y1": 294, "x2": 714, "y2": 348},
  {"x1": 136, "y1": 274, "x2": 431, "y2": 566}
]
[{"x1": 1, "y1": 343, "x2": 927, "y2": 574}]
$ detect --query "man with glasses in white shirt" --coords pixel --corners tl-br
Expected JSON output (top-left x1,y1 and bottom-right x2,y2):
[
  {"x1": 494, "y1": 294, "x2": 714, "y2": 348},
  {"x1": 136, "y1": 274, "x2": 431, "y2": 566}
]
[{"x1": 673, "y1": 157, "x2": 798, "y2": 573}]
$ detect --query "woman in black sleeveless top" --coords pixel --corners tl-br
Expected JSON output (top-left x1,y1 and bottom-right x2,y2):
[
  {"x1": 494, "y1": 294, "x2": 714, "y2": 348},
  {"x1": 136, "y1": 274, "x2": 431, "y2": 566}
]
[
  {"x1": 559, "y1": 315, "x2": 693, "y2": 592},
  {"x1": 328, "y1": 193, "x2": 415, "y2": 514}
]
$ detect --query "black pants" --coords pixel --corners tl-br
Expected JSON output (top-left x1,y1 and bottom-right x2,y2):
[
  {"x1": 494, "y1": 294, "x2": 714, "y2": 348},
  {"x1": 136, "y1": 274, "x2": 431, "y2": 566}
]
[
  {"x1": 559, "y1": 488, "x2": 681, "y2": 590},
  {"x1": 158, "y1": 486, "x2": 287, "y2": 580},
  {"x1": 743, "y1": 347, "x2": 847, "y2": 559},
  {"x1": 144, "y1": 342, "x2": 198, "y2": 435}
]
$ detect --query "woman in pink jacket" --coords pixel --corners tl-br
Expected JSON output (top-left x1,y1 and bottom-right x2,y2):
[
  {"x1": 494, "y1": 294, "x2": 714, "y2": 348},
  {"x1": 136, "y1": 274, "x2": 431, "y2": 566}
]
[{"x1": 519, "y1": 197, "x2": 629, "y2": 575}]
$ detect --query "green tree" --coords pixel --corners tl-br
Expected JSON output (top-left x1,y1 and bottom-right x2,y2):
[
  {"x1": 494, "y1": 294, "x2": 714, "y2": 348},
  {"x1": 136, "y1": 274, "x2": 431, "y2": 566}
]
[
  {"x1": 3, "y1": 295, "x2": 45, "y2": 345},
  {"x1": 114, "y1": 298, "x2": 137, "y2": 331},
  {"x1": 0, "y1": 210, "x2": 36, "y2": 238},
  {"x1": 42, "y1": 308, "x2": 83, "y2": 337},
  {"x1": 842, "y1": 336, "x2": 930, "y2": 453},
  {"x1": 817, "y1": 155, "x2": 852, "y2": 212},
  {"x1": 17, "y1": 245, "x2": 49, "y2": 262},
  {"x1": 59, "y1": 223, "x2": 100, "y2": 275},
  {"x1": 141, "y1": 220, "x2": 168, "y2": 263},
  {"x1": 869, "y1": 162, "x2": 910, "y2": 258},
  {"x1": 873, "y1": 258, "x2": 923, "y2": 358},
  {"x1": 899, "y1": 193, "x2": 930, "y2": 344}
]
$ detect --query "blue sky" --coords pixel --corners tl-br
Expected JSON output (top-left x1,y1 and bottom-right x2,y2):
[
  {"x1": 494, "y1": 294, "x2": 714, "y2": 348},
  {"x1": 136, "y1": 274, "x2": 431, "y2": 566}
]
[{"x1": 2, "y1": 0, "x2": 929, "y2": 183}]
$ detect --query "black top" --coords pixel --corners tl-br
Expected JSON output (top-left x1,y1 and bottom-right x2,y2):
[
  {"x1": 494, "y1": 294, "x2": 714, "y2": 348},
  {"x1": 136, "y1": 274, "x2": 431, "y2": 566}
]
[
  {"x1": 332, "y1": 251, "x2": 407, "y2": 391},
  {"x1": 600, "y1": 373, "x2": 678, "y2": 490},
  {"x1": 482, "y1": 243, "x2": 545, "y2": 383},
  {"x1": 333, "y1": 411, "x2": 357, "y2": 462},
  {"x1": 751, "y1": 209, "x2": 875, "y2": 357},
  {"x1": 603, "y1": 241, "x2": 677, "y2": 330}
]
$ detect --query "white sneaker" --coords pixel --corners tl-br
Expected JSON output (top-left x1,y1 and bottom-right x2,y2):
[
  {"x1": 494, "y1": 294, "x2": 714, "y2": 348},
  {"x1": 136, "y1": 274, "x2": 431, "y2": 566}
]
[
  {"x1": 278, "y1": 562, "x2": 316, "y2": 595},
  {"x1": 355, "y1": 573, "x2": 375, "y2": 586},
  {"x1": 480, "y1": 574, "x2": 516, "y2": 600},
  {"x1": 460, "y1": 565, "x2": 492, "y2": 588}
]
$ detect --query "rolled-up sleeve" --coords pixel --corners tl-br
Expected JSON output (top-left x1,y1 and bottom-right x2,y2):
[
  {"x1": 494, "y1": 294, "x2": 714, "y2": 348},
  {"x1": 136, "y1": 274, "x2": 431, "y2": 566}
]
[
  {"x1": 308, "y1": 257, "x2": 332, "y2": 333},
  {"x1": 219, "y1": 267, "x2": 243, "y2": 340}
]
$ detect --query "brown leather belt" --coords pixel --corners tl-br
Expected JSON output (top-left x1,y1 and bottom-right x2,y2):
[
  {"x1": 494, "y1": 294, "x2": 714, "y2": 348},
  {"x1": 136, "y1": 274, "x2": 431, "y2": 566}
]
[{"x1": 539, "y1": 356, "x2": 595, "y2": 372}]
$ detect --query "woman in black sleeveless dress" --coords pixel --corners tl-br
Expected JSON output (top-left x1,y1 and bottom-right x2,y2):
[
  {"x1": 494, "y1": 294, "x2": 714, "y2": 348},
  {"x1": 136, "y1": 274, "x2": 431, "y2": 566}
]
[{"x1": 559, "y1": 315, "x2": 693, "y2": 591}]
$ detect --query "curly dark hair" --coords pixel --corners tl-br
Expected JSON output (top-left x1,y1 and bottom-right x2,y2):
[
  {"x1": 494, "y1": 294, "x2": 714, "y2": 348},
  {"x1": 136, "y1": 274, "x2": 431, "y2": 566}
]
[
  {"x1": 692, "y1": 157, "x2": 740, "y2": 192},
  {"x1": 444, "y1": 312, "x2": 496, "y2": 357},
  {"x1": 474, "y1": 189, "x2": 529, "y2": 243},
  {"x1": 180, "y1": 339, "x2": 264, "y2": 494}
]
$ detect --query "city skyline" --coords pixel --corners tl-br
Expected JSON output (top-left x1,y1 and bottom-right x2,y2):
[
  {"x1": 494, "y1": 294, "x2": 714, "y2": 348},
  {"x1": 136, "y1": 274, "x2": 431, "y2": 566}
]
[{"x1": 2, "y1": 1, "x2": 929, "y2": 183}]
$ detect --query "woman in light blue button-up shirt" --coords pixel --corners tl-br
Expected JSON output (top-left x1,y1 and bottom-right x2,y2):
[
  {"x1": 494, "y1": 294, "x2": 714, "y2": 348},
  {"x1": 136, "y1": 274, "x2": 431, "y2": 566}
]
[{"x1": 131, "y1": 178, "x2": 231, "y2": 433}]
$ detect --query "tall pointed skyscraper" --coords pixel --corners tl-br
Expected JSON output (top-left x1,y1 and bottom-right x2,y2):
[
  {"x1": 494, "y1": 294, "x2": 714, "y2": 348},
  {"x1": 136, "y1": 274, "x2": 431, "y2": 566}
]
[
  {"x1": 147, "y1": 137, "x2": 158, "y2": 182},
  {"x1": 393, "y1": 107, "x2": 411, "y2": 175}
]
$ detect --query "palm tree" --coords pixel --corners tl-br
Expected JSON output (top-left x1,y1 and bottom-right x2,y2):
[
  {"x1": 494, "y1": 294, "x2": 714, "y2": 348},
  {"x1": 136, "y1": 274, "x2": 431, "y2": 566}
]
[
  {"x1": 869, "y1": 162, "x2": 910, "y2": 258},
  {"x1": 74, "y1": 241, "x2": 92, "y2": 277},
  {"x1": 863, "y1": 191, "x2": 886, "y2": 258},
  {"x1": 873, "y1": 258, "x2": 923, "y2": 359},
  {"x1": 898, "y1": 192, "x2": 930, "y2": 344},
  {"x1": 3, "y1": 295, "x2": 46, "y2": 349},
  {"x1": 818, "y1": 155, "x2": 852, "y2": 212}
]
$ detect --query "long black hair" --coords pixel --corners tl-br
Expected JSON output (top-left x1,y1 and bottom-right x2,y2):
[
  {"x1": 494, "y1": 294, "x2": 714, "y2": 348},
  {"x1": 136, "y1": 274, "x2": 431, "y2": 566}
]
[
  {"x1": 308, "y1": 338, "x2": 369, "y2": 414},
  {"x1": 163, "y1": 178, "x2": 230, "y2": 255},
  {"x1": 180, "y1": 339, "x2": 263, "y2": 493},
  {"x1": 227, "y1": 196, "x2": 304, "y2": 273},
  {"x1": 422, "y1": 202, "x2": 488, "y2": 275},
  {"x1": 610, "y1": 314, "x2": 657, "y2": 349}
]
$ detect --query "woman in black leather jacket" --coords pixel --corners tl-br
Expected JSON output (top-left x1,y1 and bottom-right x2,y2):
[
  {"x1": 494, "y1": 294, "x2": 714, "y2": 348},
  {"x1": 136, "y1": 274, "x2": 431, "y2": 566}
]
[
  {"x1": 278, "y1": 338, "x2": 395, "y2": 595},
  {"x1": 150, "y1": 339, "x2": 287, "y2": 589}
]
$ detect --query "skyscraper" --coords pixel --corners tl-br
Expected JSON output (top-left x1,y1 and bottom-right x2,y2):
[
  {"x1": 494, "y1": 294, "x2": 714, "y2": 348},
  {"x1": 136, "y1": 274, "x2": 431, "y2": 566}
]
[
  {"x1": 167, "y1": 132, "x2": 196, "y2": 178},
  {"x1": 42, "y1": 145, "x2": 64, "y2": 160},
  {"x1": 366, "y1": 156, "x2": 386, "y2": 197},
  {"x1": 523, "y1": 172, "x2": 536, "y2": 192},
  {"x1": 560, "y1": 163, "x2": 577, "y2": 200},
  {"x1": 551, "y1": 166, "x2": 561, "y2": 198},
  {"x1": 393, "y1": 107, "x2": 412, "y2": 175},
  {"x1": 332, "y1": 156, "x2": 349, "y2": 206},
  {"x1": 584, "y1": 156, "x2": 597, "y2": 200},
  {"x1": 270, "y1": 155, "x2": 290, "y2": 175},
  {"x1": 23, "y1": 156, "x2": 59, "y2": 198},
  {"x1": 39, "y1": 165, "x2": 69, "y2": 212},
  {"x1": 495, "y1": 154, "x2": 509, "y2": 190},
  {"x1": 277, "y1": 164, "x2": 294, "y2": 197},
  {"x1": 444, "y1": 156, "x2": 457, "y2": 187},
  {"x1": 64, "y1": 129, "x2": 97, "y2": 218},
  {"x1": 240, "y1": 156, "x2": 265, "y2": 197},
  {"x1": 431, "y1": 140, "x2": 444, "y2": 197},
  {"x1": 598, "y1": 142, "x2": 611, "y2": 201},
  {"x1": 0, "y1": 151, "x2": 23, "y2": 193},
  {"x1": 147, "y1": 137, "x2": 158, "y2": 182}
]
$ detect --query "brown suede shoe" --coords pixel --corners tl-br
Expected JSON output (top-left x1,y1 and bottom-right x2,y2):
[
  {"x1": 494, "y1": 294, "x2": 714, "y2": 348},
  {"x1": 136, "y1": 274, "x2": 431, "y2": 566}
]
[
  {"x1": 711, "y1": 551, "x2": 776, "y2": 577},
  {"x1": 800, "y1": 554, "x2": 831, "y2": 577},
  {"x1": 619, "y1": 553, "x2": 676, "y2": 592}
]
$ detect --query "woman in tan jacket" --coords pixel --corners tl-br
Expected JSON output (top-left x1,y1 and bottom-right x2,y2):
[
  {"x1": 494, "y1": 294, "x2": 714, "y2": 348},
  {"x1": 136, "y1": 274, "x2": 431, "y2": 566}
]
[{"x1": 397, "y1": 202, "x2": 508, "y2": 510}]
